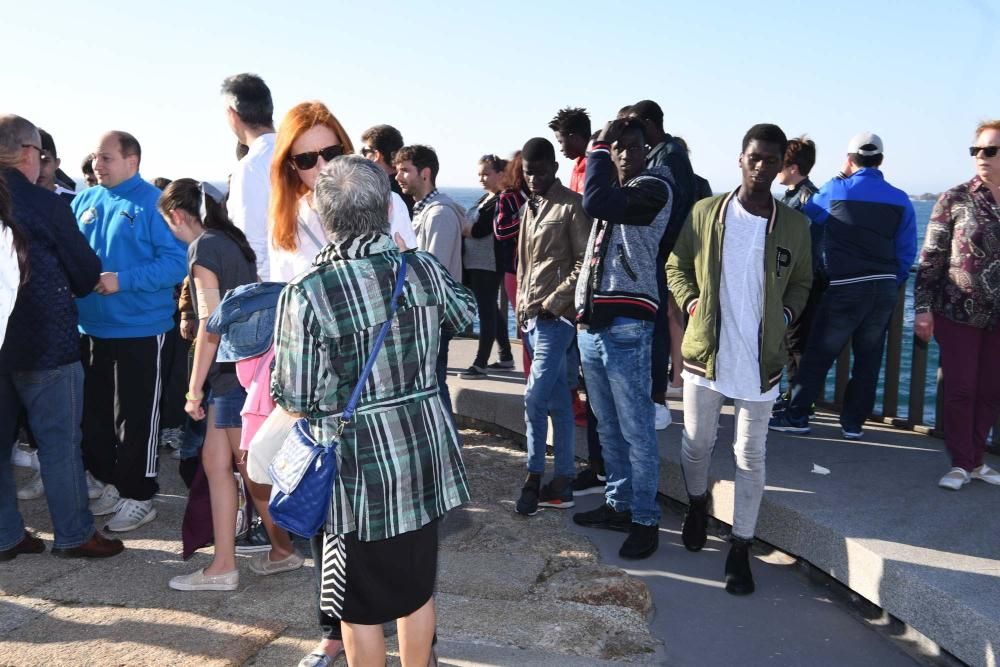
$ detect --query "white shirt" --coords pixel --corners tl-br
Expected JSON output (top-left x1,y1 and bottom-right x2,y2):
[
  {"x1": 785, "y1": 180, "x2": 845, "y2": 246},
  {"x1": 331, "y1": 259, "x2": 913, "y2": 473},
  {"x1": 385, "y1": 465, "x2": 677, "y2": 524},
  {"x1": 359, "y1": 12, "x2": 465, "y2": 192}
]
[
  {"x1": 0, "y1": 224, "x2": 20, "y2": 350},
  {"x1": 229, "y1": 133, "x2": 275, "y2": 281},
  {"x1": 683, "y1": 197, "x2": 779, "y2": 402},
  {"x1": 268, "y1": 192, "x2": 417, "y2": 283}
]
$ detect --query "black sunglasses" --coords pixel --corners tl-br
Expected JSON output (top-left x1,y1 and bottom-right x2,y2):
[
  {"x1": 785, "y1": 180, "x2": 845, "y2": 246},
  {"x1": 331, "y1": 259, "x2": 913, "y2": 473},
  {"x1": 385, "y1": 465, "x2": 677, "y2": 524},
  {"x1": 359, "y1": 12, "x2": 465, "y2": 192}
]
[
  {"x1": 360, "y1": 146, "x2": 376, "y2": 158},
  {"x1": 969, "y1": 146, "x2": 999, "y2": 158},
  {"x1": 289, "y1": 144, "x2": 344, "y2": 170}
]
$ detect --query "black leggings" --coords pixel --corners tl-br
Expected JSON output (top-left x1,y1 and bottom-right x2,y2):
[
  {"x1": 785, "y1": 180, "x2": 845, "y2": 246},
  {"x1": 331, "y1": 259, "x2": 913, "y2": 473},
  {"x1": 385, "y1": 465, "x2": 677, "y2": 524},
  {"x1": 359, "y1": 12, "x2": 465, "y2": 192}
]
[{"x1": 467, "y1": 269, "x2": 511, "y2": 367}]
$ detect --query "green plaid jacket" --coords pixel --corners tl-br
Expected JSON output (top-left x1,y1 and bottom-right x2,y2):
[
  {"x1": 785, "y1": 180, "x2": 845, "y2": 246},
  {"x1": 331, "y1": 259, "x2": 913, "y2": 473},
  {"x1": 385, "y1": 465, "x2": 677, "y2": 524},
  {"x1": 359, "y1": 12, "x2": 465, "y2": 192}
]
[{"x1": 271, "y1": 234, "x2": 475, "y2": 541}]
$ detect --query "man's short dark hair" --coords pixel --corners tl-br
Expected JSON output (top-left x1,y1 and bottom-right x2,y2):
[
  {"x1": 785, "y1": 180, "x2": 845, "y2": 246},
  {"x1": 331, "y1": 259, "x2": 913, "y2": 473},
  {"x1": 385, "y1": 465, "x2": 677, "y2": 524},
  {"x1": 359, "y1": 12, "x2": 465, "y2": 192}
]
[
  {"x1": 394, "y1": 144, "x2": 439, "y2": 183},
  {"x1": 81, "y1": 154, "x2": 95, "y2": 175},
  {"x1": 39, "y1": 128, "x2": 57, "y2": 158},
  {"x1": 110, "y1": 131, "x2": 142, "y2": 163},
  {"x1": 849, "y1": 153, "x2": 884, "y2": 169},
  {"x1": 547, "y1": 107, "x2": 591, "y2": 139},
  {"x1": 742, "y1": 124, "x2": 788, "y2": 156},
  {"x1": 620, "y1": 119, "x2": 647, "y2": 145},
  {"x1": 221, "y1": 73, "x2": 274, "y2": 128},
  {"x1": 153, "y1": 177, "x2": 172, "y2": 190},
  {"x1": 630, "y1": 100, "x2": 664, "y2": 129},
  {"x1": 784, "y1": 136, "x2": 816, "y2": 175},
  {"x1": 522, "y1": 137, "x2": 556, "y2": 162},
  {"x1": 361, "y1": 124, "x2": 405, "y2": 164}
]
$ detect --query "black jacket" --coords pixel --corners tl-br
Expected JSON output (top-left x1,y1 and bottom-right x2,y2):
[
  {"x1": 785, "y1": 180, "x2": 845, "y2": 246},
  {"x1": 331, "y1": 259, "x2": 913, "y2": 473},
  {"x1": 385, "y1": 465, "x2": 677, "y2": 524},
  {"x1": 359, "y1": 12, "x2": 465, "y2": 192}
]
[{"x1": 0, "y1": 169, "x2": 100, "y2": 372}]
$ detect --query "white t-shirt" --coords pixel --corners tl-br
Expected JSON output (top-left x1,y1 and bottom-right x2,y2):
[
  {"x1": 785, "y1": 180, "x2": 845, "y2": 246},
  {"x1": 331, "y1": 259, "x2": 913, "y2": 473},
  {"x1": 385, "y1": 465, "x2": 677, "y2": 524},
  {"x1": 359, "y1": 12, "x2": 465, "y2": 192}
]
[
  {"x1": 229, "y1": 133, "x2": 275, "y2": 281},
  {"x1": 683, "y1": 197, "x2": 779, "y2": 403},
  {"x1": 268, "y1": 192, "x2": 417, "y2": 283},
  {"x1": 0, "y1": 224, "x2": 20, "y2": 350}
]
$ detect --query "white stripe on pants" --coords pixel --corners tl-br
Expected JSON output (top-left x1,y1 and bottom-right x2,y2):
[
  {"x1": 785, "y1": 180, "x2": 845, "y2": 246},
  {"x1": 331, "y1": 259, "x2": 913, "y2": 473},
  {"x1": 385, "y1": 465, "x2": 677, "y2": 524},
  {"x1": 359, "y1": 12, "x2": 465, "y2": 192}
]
[{"x1": 680, "y1": 381, "x2": 773, "y2": 540}]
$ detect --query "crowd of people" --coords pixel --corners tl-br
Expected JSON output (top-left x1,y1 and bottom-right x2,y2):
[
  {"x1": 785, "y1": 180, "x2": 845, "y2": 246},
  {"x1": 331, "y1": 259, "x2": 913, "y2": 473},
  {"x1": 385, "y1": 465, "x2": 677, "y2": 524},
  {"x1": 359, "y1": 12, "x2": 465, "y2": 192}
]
[{"x1": 0, "y1": 70, "x2": 999, "y2": 666}]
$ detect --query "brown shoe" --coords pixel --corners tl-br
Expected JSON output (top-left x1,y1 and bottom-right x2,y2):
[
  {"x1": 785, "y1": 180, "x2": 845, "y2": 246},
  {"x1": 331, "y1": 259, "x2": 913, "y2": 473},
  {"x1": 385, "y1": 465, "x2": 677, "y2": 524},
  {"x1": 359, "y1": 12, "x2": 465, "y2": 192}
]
[
  {"x1": 51, "y1": 532, "x2": 124, "y2": 559},
  {"x1": 0, "y1": 532, "x2": 45, "y2": 561}
]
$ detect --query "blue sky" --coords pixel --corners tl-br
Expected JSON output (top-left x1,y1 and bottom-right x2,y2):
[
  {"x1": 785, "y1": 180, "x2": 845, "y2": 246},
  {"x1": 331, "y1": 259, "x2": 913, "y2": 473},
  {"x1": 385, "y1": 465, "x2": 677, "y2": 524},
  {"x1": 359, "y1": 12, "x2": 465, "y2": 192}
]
[{"x1": 4, "y1": 0, "x2": 995, "y2": 193}]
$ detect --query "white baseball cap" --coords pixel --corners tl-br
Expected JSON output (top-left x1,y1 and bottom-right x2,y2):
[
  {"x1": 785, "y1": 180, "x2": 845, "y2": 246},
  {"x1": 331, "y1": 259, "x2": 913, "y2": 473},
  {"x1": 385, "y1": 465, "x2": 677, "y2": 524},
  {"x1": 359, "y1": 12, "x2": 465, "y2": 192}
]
[{"x1": 847, "y1": 132, "x2": 884, "y2": 156}]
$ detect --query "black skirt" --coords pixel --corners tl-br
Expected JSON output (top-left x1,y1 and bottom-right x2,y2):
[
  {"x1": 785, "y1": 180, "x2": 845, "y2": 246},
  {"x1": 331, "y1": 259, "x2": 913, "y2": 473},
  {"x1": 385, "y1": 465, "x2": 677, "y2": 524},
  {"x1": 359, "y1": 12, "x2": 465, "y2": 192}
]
[{"x1": 320, "y1": 519, "x2": 438, "y2": 625}]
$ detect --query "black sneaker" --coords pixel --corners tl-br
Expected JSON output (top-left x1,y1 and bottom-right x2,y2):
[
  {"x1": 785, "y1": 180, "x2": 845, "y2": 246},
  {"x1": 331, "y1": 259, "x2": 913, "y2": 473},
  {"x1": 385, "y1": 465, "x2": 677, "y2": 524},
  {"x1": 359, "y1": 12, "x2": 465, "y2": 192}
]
[
  {"x1": 538, "y1": 476, "x2": 575, "y2": 509},
  {"x1": 235, "y1": 519, "x2": 271, "y2": 553},
  {"x1": 488, "y1": 359, "x2": 515, "y2": 370},
  {"x1": 570, "y1": 467, "x2": 606, "y2": 496},
  {"x1": 573, "y1": 503, "x2": 631, "y2": 532},
  {"x1": 515, "y1": 475, "x2": 541, "y2": 516},
  {"x1": 619, "y1": 522, "x2": 659, "y2": 559},
  {"x1": 459, "y1": 365, "x2": 489, "y2": 379},
  {"x1": 725, "y1": 536, "x2": 756, "y2": 595}
]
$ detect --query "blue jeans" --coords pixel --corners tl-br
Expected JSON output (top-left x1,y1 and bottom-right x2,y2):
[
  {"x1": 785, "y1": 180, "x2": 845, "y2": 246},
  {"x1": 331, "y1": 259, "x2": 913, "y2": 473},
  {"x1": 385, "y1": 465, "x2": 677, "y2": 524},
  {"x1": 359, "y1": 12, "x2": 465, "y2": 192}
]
[
  {"x1": 787, "y1": 280, "x2": 898, "y2": 430},
  {"x1": 523, "y1": 319, "x2": 576, "y2": 477},
  {"x1": 579, "y1": 318, "x2": 660, "y2": 525},
  {"x1": 0, "y1": 362, "x2": 95, "y2": 550}
]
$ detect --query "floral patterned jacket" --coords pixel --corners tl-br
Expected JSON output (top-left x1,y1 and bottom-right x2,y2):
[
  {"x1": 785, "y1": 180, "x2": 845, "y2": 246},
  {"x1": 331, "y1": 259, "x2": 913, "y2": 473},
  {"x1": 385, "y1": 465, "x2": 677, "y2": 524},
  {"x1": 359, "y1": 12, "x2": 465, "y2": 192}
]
[{"x1": 914, "y1": 177, "x2": 1000, "y2": 328}]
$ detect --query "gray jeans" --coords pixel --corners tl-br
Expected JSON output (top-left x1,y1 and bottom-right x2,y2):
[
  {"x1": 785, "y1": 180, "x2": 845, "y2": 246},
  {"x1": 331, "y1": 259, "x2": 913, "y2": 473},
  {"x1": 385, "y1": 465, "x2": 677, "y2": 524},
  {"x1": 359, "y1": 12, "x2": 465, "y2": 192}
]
[{"x1": 680, "y1": 382, "x2": 774, "y2": 540}]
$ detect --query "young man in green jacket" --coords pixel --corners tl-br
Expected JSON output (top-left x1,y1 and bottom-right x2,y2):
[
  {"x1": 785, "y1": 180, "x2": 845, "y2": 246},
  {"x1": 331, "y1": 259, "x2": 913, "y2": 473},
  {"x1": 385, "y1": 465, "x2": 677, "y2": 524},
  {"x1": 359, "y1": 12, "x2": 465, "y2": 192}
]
[{"x1": 665, "y1": 124, "x2": 812, "y2": 595}]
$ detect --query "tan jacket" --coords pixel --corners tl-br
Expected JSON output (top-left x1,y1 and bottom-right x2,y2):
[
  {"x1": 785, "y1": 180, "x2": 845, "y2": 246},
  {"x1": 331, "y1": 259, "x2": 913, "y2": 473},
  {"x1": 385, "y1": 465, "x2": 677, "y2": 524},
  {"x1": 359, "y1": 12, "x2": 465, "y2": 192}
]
[{"x1": 515, "y1": 179, "x2": 592, "y2": 324}]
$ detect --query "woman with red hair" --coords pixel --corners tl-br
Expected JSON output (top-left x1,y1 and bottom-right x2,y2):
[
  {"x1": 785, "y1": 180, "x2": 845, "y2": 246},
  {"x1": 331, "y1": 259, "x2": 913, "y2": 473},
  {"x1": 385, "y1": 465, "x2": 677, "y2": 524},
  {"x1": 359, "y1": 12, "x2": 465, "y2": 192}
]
[{"x1": 269, "y1": 102, "x2": 415, "y2": 282}]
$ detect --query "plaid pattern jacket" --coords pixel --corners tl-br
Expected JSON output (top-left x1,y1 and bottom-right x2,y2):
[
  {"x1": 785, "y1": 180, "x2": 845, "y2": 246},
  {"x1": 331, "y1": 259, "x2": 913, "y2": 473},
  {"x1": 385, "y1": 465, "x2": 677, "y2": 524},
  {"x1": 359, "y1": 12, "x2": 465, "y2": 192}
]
[{"x1": 271, "y1": 234, "x2": 475, "y2": 541}]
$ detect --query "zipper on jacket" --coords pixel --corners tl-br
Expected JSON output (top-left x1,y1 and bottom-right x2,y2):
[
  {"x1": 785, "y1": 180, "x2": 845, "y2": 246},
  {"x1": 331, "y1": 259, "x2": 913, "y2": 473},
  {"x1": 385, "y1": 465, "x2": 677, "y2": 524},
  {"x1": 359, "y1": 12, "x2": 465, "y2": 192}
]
[{"x1": 618, "y1": 244, "x2": 638, "y2": 281}]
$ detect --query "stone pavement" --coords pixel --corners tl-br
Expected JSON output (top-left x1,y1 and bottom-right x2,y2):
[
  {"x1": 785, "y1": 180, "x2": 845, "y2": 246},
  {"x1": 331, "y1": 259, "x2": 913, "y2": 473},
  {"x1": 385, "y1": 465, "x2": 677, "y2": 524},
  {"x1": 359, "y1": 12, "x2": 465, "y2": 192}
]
[{"x1": 448, "y1": 337, "x2": 1000, "y2": 667}]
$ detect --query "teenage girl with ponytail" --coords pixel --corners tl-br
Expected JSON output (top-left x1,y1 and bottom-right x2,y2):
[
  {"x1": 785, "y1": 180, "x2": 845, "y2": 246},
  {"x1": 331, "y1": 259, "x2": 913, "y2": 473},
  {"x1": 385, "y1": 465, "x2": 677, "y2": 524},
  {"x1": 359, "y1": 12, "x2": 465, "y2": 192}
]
[{"x1": 158, "y1": 178, "x2": 301, "y2": 591}]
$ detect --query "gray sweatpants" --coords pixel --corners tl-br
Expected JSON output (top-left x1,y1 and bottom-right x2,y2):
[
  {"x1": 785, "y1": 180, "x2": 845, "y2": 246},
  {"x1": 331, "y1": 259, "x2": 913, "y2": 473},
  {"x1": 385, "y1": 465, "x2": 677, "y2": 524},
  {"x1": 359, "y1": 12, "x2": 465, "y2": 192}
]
[{"x1": 680, "y1": 382, "x2": 774, "y2": 540}]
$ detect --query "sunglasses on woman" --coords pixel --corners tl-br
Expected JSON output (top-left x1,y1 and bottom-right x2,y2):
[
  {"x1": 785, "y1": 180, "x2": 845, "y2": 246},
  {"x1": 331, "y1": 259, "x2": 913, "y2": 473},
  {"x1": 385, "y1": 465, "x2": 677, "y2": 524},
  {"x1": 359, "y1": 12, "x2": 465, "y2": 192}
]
[
  {"x1": 969, "y1": 146, "x2": 999, "y2": 158},
  {"x1": 289, "y1": 144, "x2": 344, "y2": 170}
]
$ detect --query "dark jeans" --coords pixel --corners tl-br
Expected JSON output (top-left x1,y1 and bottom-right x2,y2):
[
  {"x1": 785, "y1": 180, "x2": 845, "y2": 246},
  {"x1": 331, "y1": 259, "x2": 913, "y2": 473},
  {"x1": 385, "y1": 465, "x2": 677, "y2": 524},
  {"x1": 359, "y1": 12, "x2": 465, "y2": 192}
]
[
  {"x1": 651, "y1": 279, "x2": 671, "y2": 396},
  {"x1": 159, "y1": 323, "x2": 189, "y2": 431},
  {"x1": 786, "y1": 280, "x2": 898, "y2": 431},
  {"x1": 784, "y1": 279, "x2": 825, "y2": 385},
  {"x1": 467, "y1": 269, "x2": 512, "y2": 367},
  {"x1": 80, "y1": 334, "x2": 169, "y2": 501},
  {"x1": 437, "y1": 332, "x2": 454, "y2": 416}
]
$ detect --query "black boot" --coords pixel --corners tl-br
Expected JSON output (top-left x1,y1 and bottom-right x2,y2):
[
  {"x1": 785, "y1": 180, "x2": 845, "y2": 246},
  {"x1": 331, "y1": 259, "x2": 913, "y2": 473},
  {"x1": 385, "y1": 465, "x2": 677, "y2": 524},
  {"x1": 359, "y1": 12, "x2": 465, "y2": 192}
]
[
  {"x1": 681, "y1": 493, "x2": 709, "y2": 552},
  {"x1": 724, "y1": 536, "x2": 755, "y2": 595},
  {"x1": 619, "y1": 522, "x2": 659, "y2": 559}
]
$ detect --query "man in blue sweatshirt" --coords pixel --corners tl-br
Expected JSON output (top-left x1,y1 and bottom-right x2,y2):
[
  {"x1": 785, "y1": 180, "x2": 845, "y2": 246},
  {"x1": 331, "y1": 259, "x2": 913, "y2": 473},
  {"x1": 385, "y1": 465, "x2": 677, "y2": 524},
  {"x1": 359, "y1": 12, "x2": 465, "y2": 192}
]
[
  {"x1": 770, "y1": 132, "x2": 917, "y2": 439},
  {"x1": 72, "y1": 131, "x2": 187, "y2": 532}
]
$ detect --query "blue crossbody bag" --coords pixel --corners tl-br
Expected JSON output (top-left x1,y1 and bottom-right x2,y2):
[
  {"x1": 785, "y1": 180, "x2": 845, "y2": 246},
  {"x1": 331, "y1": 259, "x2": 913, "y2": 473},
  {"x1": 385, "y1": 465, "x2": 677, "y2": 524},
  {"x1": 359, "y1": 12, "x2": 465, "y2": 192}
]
[{"x1": 268, "y1": 255, "x2": 408, "y2": 537}]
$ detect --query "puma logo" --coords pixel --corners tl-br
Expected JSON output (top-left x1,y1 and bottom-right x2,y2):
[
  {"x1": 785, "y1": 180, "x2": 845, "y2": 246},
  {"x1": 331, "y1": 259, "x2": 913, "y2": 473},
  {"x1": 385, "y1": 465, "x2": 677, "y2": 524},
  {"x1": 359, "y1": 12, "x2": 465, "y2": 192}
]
[{"x1": 119, "y1": 211, "x2": 136, "y2": 226}]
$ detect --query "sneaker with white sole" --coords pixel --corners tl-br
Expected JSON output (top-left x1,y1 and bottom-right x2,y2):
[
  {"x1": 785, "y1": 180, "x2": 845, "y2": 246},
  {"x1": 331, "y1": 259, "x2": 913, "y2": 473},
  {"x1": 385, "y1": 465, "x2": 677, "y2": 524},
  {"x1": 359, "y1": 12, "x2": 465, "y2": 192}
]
[
  {"x1": 85, "y1": 471, "x2": 104, "y2": 500},
  {"x1": 655, "y1": 403, "x2": 672, "y2": 430},
  {"x1": 89, "y1": 483, "x2": 122, "y2": 516},
  {"x1": 16, "y1": 471, "x2": 44, "y2": 500},
  {"x1": 938, "y1": 467, "x2": 971, "y2": 490},
  {"x1": 105, "y1": 498, "x2": 157, "y2": 532},
  {"x1": 971, "y1": 464, "x2": 1000, "y2": 485},
  {"x1": 841, "y1": 427, "x2": 864, "y2": 440},
  {"x1": 459, "y1": 365, "x2": 489, "y2": 379},
  {"x1": 168, "y1": 567, "x2": 239, "y2": 592}
]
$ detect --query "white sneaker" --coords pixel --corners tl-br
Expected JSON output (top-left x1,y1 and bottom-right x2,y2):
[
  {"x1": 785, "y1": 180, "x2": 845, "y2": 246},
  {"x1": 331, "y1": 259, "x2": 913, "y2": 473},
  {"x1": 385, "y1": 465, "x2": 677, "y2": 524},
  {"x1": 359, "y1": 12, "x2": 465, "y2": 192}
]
[
  {"x1": 105, "y1": 498, "x2": 157, "y2": 532},
  {"x1": 665, "y1": 384, "x2": 683, "y2": 399},
  {"x1": 11, "y1": 445, "x2": 36, "y2": 469},
  {"x1": 89, "y1": 483, "x2": 122, "y2": 516},
  {"x1": 169, "y1": 568, "x2": 239, "y2": 592},
  {"x1": 16, "y1": 471, "x2": 44, "y2": 500},
  {"x1": 938, "y1": 467, "x2": 971, "y2": 490},
  {"x1": 655, "y1": 403, "x2": 672, "y2": 430},
  {"x1": 971, "y1": 464, "x2": 1000, "y2": 485},
  {"x1": 85, "y1": 471, "x2": 105, "y2": 500}
]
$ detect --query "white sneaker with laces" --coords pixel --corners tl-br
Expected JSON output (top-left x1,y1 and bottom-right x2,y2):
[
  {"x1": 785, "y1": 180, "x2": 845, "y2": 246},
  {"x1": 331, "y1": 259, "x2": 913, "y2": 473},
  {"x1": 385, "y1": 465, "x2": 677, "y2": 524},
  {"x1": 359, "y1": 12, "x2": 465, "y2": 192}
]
[
  {"x1": 105, "y1": 498, "x2": 157, "y2": 532},
  {"x1": 971, "y1": 464, "x2": 1000, "y2": 485},
  {"x1": 89, "y1": 483, "x2": 122, "y2": 516},
  {"x1": 938, "y1": 467, "x2": 971, "y2": 490},
  {"x1": 16, "y1": 471, "x2": 44, "y2": 500},
  {"x1": 85, "y1": 471, "x2": 104, "y2": 500},
  {"x1": 655, "y1": 403, "x2": 672, "y2": 430}
]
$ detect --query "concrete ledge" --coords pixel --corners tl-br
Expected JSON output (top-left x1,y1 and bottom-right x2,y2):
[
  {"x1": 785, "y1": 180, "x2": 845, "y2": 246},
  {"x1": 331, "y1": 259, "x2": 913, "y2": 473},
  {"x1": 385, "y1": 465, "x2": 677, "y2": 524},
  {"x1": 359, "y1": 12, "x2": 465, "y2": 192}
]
[{"x1": 449, "y1": 338, "x2": 1000, "y2": 667}]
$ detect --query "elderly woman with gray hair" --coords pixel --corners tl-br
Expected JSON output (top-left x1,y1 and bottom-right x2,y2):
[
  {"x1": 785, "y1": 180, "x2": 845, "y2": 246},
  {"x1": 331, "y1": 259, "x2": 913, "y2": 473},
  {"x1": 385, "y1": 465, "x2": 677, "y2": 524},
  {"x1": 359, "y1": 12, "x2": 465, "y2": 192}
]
[{"x1": 271, "y1": 155, "x2": 475, "y2": 667}]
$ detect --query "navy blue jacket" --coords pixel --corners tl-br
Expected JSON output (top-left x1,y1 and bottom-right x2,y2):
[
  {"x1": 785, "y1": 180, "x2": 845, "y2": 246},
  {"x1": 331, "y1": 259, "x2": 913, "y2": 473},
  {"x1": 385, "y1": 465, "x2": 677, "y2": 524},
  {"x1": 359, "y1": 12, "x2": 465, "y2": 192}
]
[
  {"x1": 804, "y1": 169, "x2": 917, "y2": 286},
  {"x1": 0, "y1": 169, "x2": 101, "y2": 373}
]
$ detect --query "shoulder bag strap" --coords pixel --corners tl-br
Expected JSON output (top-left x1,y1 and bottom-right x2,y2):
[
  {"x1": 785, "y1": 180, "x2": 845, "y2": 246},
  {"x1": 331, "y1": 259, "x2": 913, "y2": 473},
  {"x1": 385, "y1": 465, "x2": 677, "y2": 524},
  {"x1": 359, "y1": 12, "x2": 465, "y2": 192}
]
[{"x1": 337, "y1": 254, "x2": 408, "y2": 430}]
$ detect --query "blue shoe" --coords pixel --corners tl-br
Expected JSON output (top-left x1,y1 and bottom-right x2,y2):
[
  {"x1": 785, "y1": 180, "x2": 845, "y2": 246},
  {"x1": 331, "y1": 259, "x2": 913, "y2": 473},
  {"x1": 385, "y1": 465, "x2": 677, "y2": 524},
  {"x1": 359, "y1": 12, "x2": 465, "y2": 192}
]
[{"x1": 768, "y1": 412, "x2": 810, "y2": 434}]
